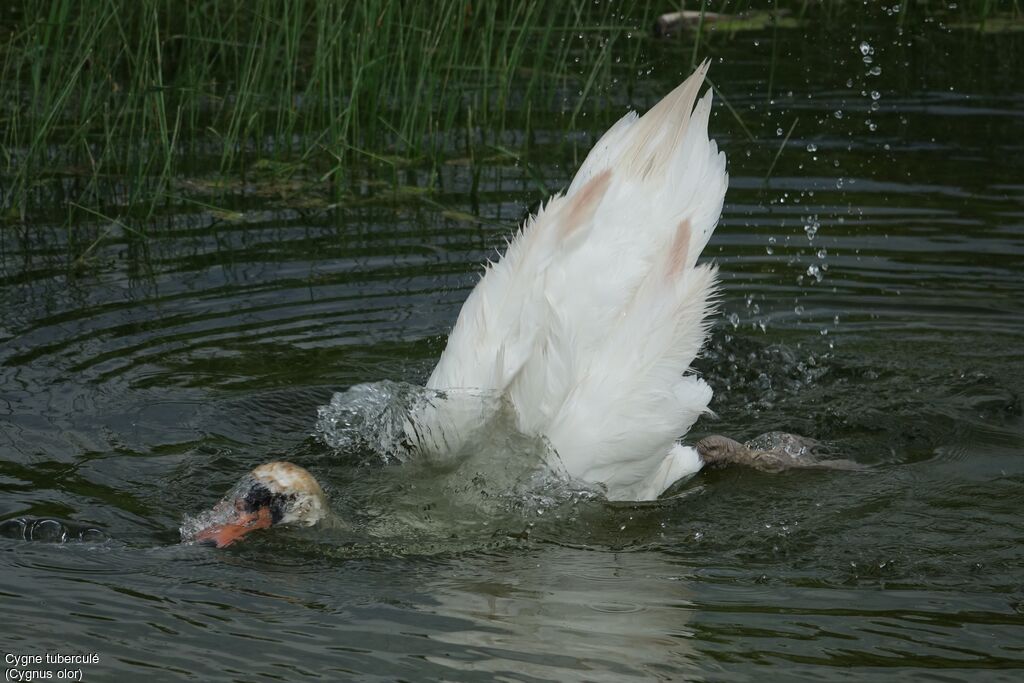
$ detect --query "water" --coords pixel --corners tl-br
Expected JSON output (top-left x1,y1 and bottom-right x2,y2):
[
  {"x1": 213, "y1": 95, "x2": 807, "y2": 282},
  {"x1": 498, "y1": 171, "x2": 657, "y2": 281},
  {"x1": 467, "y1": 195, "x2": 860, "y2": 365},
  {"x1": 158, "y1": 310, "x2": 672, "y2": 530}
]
[{"x1": 3, "y1": 15, "x2": 1024, "y2": 682}]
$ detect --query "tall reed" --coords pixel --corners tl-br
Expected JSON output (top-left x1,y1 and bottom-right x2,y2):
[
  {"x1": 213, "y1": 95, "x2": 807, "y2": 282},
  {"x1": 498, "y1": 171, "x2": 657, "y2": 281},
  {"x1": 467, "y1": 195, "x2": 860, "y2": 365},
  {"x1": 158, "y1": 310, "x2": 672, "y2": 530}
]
[{"x1": 0, "y1": 0, "x2": 656, "y2": 229}]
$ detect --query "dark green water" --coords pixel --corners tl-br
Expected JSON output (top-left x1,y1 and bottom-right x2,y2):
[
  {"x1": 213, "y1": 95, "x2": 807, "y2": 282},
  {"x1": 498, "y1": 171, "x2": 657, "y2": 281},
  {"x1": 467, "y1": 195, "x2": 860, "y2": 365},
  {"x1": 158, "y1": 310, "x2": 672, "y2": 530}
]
[{"x1": 3, "y1": 14, "x2": 1024, "y2": 683}]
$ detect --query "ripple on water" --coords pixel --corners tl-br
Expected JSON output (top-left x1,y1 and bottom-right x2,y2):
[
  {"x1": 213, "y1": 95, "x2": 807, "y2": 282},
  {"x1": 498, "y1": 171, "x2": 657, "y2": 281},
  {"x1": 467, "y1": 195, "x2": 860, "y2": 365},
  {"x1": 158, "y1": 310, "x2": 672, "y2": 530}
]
[{"x1": 2, "y1": 17, "x2": 1024, "y2": 682}]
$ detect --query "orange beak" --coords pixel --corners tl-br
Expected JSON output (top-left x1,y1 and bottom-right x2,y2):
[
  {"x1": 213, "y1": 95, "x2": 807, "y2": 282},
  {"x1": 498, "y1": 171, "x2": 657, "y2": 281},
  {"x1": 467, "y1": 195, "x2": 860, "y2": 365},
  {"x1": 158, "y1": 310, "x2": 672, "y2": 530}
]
[{"x1": 194, "y1": 506, "x2": 273, "y2": 548}]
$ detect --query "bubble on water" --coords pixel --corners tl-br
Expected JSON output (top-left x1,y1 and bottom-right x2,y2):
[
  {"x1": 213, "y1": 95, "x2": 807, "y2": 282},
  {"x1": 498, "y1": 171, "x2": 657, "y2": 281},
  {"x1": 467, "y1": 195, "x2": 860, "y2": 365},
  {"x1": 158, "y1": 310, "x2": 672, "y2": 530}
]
[
  {"x1": 0, "y1": 517, "x2": 107, "y2": 543},
  {"x1": 31, "y1": 519, "x2": 68, "y2": 542},
  {"x1": 0, "y1": 518, "x2": 27, "y2": 540}
]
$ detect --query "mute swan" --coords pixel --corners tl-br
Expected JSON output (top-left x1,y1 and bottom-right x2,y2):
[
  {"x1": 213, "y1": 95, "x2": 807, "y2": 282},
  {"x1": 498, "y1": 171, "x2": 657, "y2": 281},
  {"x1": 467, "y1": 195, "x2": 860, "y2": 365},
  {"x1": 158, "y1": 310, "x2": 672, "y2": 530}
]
[{"x1": 191, "y1": 62, "x2": 728, "y2": 547}]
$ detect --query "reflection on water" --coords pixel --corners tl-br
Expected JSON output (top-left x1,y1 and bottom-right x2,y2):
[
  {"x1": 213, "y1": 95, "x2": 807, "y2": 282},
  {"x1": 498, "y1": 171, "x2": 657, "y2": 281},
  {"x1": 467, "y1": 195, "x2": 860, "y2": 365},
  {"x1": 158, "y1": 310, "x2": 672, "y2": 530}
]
[{"x1": 3, "y1": 11, "x2": 1024, "y2": 683}]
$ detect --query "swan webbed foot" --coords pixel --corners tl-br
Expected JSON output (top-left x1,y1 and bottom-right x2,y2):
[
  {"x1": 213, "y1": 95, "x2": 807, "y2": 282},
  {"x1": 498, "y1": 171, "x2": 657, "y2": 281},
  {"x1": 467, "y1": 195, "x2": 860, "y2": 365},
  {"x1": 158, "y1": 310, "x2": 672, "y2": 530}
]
[{"x1": 696, "y1": 433, "x2": 864, "y2": 473}]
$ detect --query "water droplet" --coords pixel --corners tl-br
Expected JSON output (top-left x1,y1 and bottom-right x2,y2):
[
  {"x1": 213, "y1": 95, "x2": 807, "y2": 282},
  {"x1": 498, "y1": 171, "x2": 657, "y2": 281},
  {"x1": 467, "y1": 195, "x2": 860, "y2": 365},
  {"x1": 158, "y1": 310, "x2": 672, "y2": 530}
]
[
  {"x1": 803, "y1": 216, "x2": 820, "y2": 241},
  {"x1": 859, "y1": 41, "x2": 872, "y2": 56},
  {"x1": 833, "y1": 110, "x2": 844, "y2": 119},
  {"x1": 806, "y1": 142, "x2": 817, "y2": 152},
  {"x1": 870, "y1": 90, "x2": 881, "y2": 100}
]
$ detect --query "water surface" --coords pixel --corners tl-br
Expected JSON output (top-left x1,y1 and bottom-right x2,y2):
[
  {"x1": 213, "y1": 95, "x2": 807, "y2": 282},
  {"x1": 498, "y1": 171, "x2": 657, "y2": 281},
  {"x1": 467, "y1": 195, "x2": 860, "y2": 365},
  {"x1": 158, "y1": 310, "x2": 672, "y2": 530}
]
[{"x1": 2, "y1": 13, "x2": 1023, "y2": 682}]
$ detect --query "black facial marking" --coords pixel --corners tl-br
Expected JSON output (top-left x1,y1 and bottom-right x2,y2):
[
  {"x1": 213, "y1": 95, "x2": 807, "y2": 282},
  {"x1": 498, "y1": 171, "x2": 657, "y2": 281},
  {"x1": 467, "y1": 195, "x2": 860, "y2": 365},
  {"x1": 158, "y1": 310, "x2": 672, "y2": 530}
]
[
  {"x1": 243, "y1": 483, "x2": 296, "y2": 528},
  {"x1": 242, "y1": 482, "x2": 292, "y2": 525},
  {"x1": 242, "y1": 482, "x2": 273, "y2": 512},
  {"x1": 269, "y1": 496, "x2": 289, "y2": 525}
]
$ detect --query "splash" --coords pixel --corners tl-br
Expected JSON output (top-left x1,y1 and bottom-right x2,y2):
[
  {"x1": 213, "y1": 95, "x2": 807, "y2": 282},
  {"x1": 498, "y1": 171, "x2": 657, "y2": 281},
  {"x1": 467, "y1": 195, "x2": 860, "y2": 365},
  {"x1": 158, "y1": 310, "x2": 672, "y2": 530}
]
[
  {"x1": 315, "y1": 380, "x2": 509, "y2": 464},
  {"x1": 314, "y1": 381, "x2": 602, "y2": 521},
  {"x1": 744, "y1": 431, "x2": 821, "y2": 460},
  {"x1": 179, "y1": 382, "x2": 606, "y2": 548},
  {"x1": 179, "y1": 473, "x2": 261, "y2": 544}
]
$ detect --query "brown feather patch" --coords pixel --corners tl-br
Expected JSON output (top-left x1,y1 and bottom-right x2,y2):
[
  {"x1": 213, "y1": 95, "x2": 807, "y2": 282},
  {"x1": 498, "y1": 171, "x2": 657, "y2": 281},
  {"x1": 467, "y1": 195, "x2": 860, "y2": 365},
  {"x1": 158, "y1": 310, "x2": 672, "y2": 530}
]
[
  {"x1": 667, "y1": 218, "x2": 692, "y2": 277},
  {"x1": 561, "y1": 169, "x2": 612, "y2": 238}
]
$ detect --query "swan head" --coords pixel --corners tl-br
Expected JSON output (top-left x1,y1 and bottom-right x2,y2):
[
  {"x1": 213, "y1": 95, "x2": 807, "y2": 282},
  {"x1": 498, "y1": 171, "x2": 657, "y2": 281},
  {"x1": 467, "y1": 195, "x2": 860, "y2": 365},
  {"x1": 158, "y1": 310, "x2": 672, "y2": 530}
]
[{"x1": 191, "y1": 461, "x2": 327, "y2": 548}]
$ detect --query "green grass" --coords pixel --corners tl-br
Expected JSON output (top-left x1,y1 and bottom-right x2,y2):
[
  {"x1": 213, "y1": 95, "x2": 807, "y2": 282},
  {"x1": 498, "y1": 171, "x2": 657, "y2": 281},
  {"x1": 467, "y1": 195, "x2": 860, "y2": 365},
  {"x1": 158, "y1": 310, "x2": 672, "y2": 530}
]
[
  {"x1": 0, "y1": 0, "x2": 663, "y2": 230},
  {"x1": 2, "y1": 0, "x2": 1018, "y2": 244}
]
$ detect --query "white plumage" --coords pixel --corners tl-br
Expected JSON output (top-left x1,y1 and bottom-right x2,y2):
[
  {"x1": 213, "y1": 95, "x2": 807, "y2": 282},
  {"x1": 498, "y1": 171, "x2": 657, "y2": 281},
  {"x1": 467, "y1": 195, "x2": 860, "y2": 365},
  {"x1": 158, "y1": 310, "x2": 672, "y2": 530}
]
[{"x1": 426, "y1": 63, "x2": 728, "y2": 501}]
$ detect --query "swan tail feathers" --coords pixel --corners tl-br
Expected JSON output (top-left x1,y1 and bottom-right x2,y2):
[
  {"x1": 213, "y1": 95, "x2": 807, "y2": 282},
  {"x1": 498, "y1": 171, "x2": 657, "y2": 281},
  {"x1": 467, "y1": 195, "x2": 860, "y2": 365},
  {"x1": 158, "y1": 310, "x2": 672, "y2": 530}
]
[{"x1": 428, "y1": 63, "x2": 728, "y2": 501}]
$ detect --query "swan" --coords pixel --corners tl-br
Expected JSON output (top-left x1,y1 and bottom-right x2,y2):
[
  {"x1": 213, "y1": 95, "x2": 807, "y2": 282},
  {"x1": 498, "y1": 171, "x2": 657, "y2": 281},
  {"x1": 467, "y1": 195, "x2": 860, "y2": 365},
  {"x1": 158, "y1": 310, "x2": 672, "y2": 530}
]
[{"x1": 190, "y1": 62, "x2": 728, "y2": 547}]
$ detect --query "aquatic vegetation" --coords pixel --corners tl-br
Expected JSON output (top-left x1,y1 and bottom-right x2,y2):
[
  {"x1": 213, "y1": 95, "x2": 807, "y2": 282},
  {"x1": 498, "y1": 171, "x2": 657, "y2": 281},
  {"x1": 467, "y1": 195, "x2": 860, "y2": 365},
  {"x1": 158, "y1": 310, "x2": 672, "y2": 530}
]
[
  {"x1": 0, "y1": 0, "x2": 659, "y2": 231},
  {"x1": 2, "y1": 0, "x2": 1015, "y2": 260}
]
